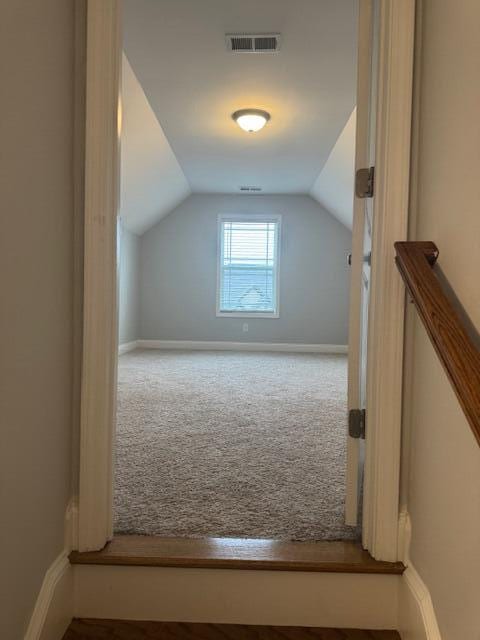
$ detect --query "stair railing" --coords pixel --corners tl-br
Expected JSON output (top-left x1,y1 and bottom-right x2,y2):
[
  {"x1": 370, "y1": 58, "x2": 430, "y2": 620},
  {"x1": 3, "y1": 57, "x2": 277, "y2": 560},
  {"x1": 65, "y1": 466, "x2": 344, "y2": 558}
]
[{"x1": 395, "y1": 241, "x2": 480, "y2": 446}]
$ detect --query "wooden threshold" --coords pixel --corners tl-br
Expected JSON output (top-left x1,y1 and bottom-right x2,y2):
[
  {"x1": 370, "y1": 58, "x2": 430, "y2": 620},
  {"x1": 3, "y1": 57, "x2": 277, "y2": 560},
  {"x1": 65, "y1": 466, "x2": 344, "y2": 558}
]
[
  {"x1": 63, "y1": 619, "x2": 401, "y2": 639},
  {"x1": 69, "y1": 536, "x2": 404, "y2": 574}
]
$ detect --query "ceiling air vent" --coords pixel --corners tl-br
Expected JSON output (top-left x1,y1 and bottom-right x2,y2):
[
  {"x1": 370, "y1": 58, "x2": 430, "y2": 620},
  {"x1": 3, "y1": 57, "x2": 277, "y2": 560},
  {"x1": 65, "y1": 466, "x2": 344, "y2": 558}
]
[
  {"x1": 239, "y1": 186, "x2": 262, "y2": 192},
  {"x1": 226, "y1": 33, "x2": 281, "y2": 53}
]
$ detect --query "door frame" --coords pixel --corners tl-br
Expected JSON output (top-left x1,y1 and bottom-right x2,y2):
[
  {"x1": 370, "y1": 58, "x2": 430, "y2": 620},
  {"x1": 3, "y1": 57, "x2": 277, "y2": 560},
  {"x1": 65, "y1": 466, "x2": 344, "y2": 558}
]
[
  {"x1": 77, "y1": 0, "x2": 415, "y2": 561},
  {"x1": 361, "y1": 0, "x2": 415, "y2": 562},
  {"x1": 78, "y1": 0, "x2": 121, "y2": 551}
]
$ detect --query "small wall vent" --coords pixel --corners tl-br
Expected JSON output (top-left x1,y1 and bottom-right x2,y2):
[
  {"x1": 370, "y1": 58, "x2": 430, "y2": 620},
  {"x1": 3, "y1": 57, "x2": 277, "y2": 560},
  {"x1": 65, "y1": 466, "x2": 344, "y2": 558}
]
[
  {"x1": 226, "y1": 33, "x2": 281, "y2": 53},
  {"x1": 239, "y1": 186, "x2": 263, "y2": 192}
]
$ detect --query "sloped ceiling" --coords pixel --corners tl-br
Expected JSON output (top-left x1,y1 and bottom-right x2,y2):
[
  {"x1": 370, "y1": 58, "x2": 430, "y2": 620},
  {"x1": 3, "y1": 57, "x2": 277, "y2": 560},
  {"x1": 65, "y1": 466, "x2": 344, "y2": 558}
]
[
  {"x1": 119, "y1": 54, "x2": 191, "y2": 235},
  {"x1": 122, "y1": 0, "x2": 358, "y2": 196},
  {"x1": 310, "y1": 108, "x2": 356, "y2": 229}
]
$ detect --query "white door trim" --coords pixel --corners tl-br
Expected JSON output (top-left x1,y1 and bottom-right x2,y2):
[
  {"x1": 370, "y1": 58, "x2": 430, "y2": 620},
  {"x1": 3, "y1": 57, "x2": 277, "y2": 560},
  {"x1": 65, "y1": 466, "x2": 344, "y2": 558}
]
[
  {"x1": 77, "y1": 0, "x2": 415, "y2": 560},
  {"x1": 362, "y1": 0, "x2": 415, "y2": 561},
  {"x1": 78, "y1": 0, "x2": 121, "y2": 551}
]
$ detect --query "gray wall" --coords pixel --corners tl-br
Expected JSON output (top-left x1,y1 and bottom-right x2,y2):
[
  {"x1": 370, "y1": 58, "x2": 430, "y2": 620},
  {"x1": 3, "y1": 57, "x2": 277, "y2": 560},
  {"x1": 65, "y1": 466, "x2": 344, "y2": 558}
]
[
  {"x1": 0, "y1": 1, "x2": 76, "y2": 638},
  {"x1": 403, "y1": 0, "x2": 480, "y2": 637},
  {"x1": 140, "y1": 194, "x2": 351, "y2": 344},
  {"x1": 119, "y1": 225, "x2": 140, "y2": 344}
]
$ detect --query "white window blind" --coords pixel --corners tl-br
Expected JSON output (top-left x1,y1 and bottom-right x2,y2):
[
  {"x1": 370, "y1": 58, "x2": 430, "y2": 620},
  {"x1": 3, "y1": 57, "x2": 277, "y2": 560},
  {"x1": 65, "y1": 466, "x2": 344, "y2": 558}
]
[{"x1": 218, "y1": 218, "x2": 280, "y2": 315}]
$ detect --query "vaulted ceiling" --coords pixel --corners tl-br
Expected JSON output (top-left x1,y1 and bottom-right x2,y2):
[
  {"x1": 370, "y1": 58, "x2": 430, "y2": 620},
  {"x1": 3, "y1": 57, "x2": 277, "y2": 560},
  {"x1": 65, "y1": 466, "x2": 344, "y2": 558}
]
[
  {"x1": 121, "y1": 0, "x2": 358, "y2": 233},
  {"x1": 311, "y1": 108, "x2": 356, "y2": 230},
  {"x1": 120, "y1": 55, "x2": 190, "y2": 235}
]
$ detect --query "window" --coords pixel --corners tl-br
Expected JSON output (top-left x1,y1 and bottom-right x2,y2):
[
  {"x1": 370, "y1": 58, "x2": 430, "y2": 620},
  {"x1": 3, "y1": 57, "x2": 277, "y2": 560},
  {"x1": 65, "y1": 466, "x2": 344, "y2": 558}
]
[{"x1": 217, "y1": 215, "x2": 280, "y2": 317}]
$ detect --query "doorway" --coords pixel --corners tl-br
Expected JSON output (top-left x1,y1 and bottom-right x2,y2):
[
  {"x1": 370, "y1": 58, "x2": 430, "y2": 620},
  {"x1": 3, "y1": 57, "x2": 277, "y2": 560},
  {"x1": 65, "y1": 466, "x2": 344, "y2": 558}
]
[
  {"x1": 115, "y1": 0, "x2": 357, "y2": 541},
  {"x1": 78, "y1": 0, "x2": 415, "y2": 562}
]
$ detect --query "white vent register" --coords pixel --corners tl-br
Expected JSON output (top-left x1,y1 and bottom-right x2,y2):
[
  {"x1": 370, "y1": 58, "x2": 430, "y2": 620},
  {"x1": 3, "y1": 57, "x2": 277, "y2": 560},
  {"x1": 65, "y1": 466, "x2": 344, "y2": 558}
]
[{"x1": 226, "y1": 33, "x2": 281, "y2": 53}]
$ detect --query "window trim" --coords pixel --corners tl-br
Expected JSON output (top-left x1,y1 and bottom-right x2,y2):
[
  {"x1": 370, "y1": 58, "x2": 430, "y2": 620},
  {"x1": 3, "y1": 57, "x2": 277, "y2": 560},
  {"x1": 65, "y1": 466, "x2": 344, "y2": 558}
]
[{"x1": 216, "y1": 213, "x2": 281, "y2": 319}]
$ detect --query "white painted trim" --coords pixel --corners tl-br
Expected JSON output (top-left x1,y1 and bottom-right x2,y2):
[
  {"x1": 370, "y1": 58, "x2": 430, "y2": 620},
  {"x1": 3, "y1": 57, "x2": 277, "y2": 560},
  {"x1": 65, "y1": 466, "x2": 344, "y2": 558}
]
[
  {"x1": 118, "y1": 340, "x2": 138, "y2": 355},
  {"x1": 398, "y1": 512, "x2": 442, "y2": 640},
  {"x1": 24, "y1": 553, "x2": 72, "y2": 640},
  {"x1": 216, "y1": 213, "x2": 281, "y2": 319},
  {"x1": 137, "y1": 340, "x2": 348, "y2": 354},
  {"x1": 400, "y1": 567, "x2": 442, "y2": 640},
  {"x1": 73, "y1": 565, "x2": 399, "y2": 629},
  {"x1": 24, "y1": 504, "x2": 75, "y2": 640},
  {"x1": 215, "y1": 312, "x2": 280, "y2": 319},
  {"x1": 362, "y1": 0, "x2": 416, "y2": 561},
  {"x1": 78, "y1": 0, "x2": 121, "y2": 551}
]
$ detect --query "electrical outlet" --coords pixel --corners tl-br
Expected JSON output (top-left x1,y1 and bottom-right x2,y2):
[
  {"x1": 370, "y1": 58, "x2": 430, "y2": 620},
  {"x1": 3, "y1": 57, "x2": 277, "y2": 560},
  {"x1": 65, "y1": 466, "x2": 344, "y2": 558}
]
[{"x1": 242, "y1": 323, "x2": 249, "y2": 332}]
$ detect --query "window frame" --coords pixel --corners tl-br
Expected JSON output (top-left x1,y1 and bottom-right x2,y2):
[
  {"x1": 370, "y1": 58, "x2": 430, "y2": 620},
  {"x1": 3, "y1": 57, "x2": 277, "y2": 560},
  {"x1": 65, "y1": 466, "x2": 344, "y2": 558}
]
[{"x1": 216, "y1": 213, "x2": 281, "y2": 319}]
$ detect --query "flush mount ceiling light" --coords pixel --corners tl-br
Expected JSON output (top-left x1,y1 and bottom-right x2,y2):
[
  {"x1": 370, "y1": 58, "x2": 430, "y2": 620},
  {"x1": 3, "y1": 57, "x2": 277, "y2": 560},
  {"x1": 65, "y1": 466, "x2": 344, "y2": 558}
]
[{"x1": 232, "y1": 109, "x2": 270, "y2": 133}]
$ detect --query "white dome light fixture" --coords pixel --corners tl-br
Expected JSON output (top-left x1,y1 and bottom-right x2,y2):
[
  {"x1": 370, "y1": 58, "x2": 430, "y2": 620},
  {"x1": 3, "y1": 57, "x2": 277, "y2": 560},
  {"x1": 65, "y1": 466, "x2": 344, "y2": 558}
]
[{"x1": 232, "y1": 108, "x2": 270, "y2": 133}]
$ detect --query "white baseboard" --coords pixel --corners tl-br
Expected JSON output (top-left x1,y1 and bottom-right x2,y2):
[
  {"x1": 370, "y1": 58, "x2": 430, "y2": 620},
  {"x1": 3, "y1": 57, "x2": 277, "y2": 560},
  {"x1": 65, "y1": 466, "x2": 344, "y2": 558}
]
[
  {"x1": 137, "y1": 340, "x2": 348, "y2": 354},
  {"x1": 398, "y1": 512, "x2": 442, "y2": 639},
  {"x1": 399, "y1": 566, "x2": 442, "y2": 640},
  {"x1": 24, "y1": 552, "x2": 72, "y2": 640},
  {"x1": 73, "y1": 565, "x2": 398, "y2": 629},
  {"x1": 118, "y1": 340, "x2": 138, "y2": 355},
  {"x1": 24, "y1": 502, "x2": 76, "y2": 640}
]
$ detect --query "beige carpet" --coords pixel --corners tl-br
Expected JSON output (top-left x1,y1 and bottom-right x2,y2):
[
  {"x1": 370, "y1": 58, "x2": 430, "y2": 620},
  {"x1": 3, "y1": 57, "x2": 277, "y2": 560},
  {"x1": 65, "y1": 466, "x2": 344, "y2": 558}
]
[{"x1": 114, "y1": 349, "x2": 360, "y2": 541}]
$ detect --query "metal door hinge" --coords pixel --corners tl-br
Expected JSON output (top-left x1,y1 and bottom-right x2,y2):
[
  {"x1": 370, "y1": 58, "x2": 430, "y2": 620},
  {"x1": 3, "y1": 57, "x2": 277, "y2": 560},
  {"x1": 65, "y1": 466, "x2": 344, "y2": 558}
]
[
  {"x1": 355, "y1": 166, "x2": 375, "y2": 198},
  {"x1": 349, "y1": 408, "x2": 366, "y2": 439}
]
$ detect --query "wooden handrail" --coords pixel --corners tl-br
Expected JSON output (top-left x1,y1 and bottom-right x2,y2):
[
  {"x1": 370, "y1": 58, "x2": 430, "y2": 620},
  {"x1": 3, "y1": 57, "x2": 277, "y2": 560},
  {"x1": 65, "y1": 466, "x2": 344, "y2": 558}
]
[{"x1": 395, "y1": 241, "x2": 480, "y2": 446}]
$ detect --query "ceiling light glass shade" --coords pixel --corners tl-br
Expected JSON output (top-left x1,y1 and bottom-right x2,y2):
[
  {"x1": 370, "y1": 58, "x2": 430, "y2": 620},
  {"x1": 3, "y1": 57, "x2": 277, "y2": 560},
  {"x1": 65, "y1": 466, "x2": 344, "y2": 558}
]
[{"x1": 232, "y1": 109, "x2": 270, "y2": 132}]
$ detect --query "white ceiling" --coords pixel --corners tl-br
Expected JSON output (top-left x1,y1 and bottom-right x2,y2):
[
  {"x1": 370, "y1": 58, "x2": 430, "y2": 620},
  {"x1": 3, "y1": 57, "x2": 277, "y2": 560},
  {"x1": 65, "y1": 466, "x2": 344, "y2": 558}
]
[
  {"x1": 120, "y1": 55, "x2": 190, "y2": 235},
  {"x1": 123, "y1": 0, "x2": 358, "y2": 196}
]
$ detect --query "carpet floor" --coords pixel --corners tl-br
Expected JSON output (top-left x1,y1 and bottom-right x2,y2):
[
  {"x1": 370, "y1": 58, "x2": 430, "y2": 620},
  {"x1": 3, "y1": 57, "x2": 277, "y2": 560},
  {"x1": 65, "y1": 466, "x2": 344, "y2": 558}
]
[{"x1": 114, "y1": 349, "x2": 360, "y2": 541}]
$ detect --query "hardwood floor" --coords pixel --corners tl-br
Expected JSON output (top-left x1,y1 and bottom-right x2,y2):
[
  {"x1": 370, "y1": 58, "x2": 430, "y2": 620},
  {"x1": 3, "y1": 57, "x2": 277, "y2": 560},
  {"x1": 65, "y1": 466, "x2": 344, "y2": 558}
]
[
  {"x1": 69, "y1": 536, "x2": 404, "y2": 574},
  {"x1": 63, "y1": 619, "x2": 401, "y2": 639}
]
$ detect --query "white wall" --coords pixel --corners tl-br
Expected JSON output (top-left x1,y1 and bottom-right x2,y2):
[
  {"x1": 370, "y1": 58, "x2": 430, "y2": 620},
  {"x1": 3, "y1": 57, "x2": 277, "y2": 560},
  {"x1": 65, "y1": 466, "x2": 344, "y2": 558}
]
[
  {"x1": 118, "y1": 225, "x2": 140, "y2": 344},
  {"x1": 403, "y1": 1, "x2": 480, "y2": 638},
  {"x1": 0, "y1": 1, "x2": 76, "y2": 638},
  {"x1": 140, "y1": 194, "x2": 352, "y2": 345},
  {"x1": 310, "y1": 108, "x2": 356, "y2": 230}
]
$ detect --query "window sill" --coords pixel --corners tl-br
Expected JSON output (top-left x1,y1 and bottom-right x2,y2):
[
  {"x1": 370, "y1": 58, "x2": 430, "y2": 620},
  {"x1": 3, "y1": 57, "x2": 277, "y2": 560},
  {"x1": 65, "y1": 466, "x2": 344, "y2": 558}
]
[{"x1": 216, "y1": 311, "x2": 279, "y2": 319}]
